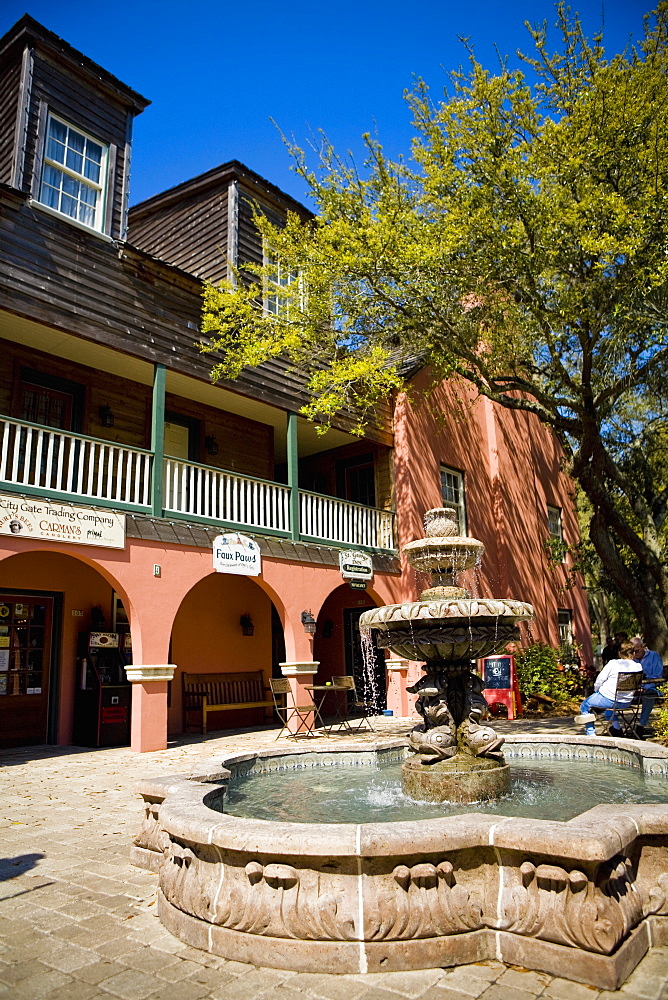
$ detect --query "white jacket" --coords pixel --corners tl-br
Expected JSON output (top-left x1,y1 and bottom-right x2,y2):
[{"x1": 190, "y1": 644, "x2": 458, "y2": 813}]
[{"x1": 594, "y1": 657, "x2": 642, "y2": 703}]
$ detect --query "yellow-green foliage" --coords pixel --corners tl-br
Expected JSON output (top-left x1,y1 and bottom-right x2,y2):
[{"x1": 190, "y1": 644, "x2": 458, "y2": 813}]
[
  {"x1": 201, "y1": 4, "x2": 668, "y2": 435},
  {"x1": 654, "y1": 703, "x2": 668, "y2": 746},
  {"x1": 200, "y1": 4, "x2": 668, "y2": 655}
]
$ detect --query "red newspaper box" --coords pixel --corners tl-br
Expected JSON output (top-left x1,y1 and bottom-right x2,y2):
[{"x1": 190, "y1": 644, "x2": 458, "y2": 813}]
[{"x1": 481, "y1": 654, "x2": 522, "y2": 720}]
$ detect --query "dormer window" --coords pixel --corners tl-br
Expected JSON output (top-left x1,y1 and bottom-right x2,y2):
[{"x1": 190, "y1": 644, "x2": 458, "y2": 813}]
[
  {"x1": 39, "y1": 114, "x2": 108, "y2": 231},
  {"x1": 264, "y1": 250, "x2": 302, "y2": 317}
]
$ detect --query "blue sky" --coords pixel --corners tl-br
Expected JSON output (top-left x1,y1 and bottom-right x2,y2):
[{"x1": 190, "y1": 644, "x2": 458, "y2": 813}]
[{"x1": 1, "y1": 1, "x2": 649, "y2": 208}]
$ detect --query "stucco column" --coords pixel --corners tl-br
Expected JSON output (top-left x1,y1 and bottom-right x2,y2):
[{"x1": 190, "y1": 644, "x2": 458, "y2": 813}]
[
  {"x1": 386, "y1": 658, "x2": 411, "y2": 717},
  {"x1": 385, "y1": 658, "x2": 422, "y2": 718},
  {"x1": 280, "y1": 661, "x2": 320, "y2": 734},
  {"x1": 126, "y1": 664, "x2": 176, "y2": 752}
]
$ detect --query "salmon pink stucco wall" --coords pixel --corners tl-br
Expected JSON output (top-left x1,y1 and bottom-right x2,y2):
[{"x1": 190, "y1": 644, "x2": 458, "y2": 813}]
[
  {"x1": 0, "y1": 532, "x2": 402, "y2": 745},
  {"x1": 312, "y1": 584, "x2": 380, "y2": 684},
  {"x1": 393, "y1": 371, "x2": 592, "y2": 664},
  {"x1": 169, "y1": 573, "x2": 274, "y2": 734}
]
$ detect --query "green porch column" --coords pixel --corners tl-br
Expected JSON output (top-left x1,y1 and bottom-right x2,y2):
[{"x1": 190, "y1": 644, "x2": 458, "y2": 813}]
[
  {"x1": 151, "y1": 364, "x2": 166, "y2": 517},
  {"x1": 287, "y1": 410, "x2": 300, "y2": 541}
]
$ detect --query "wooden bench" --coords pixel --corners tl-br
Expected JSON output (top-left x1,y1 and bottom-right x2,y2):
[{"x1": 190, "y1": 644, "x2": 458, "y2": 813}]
[{"x1": 182, "y1": 671, "x2": 274, "y2": 735}]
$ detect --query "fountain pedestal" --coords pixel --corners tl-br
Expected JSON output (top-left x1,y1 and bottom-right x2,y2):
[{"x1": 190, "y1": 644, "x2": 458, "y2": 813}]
[{"x1": 360, "y1": 507, "x2": 533, "y2": 803}]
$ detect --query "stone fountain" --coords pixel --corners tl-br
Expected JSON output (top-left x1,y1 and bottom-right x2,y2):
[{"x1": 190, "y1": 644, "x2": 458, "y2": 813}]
[
  {"x1": 130, "y1": 505, "x2": 668, "y2": 989},
  {"x1": 359, "y1": 507, "x2": 533, "y2": 802}
]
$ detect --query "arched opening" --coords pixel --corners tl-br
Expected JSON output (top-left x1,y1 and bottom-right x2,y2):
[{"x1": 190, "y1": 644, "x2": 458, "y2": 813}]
[
  {"x1": 0, "y1": 548, "x2": 129, "y2": 747},
  {"x1": 313, "y1": 584, "x2": 386, "y2": 710},
  {"x1": 169, "y1": 572, "x2": 285, "y2": 735}
]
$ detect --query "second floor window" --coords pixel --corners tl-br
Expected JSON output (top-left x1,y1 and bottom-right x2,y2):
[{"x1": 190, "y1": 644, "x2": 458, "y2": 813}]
[
  {"x1": 440, "y1": 466, "x2": 466, "y2": 534},
  {"x1": 39, "y1": 115, "x2": 107, "y2": 231},
  {"x1": 264, "y1": 251, "x2": 302, "y2": 317},
  {"x1": 558, "y1": 608, "x2": 574, "y2": 647},
  {"x1": 547, "y1": 505, "x2": 563, "y2": 541}
]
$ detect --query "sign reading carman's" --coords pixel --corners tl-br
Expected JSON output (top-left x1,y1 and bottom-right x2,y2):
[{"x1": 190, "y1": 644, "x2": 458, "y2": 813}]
[
  {"x1": 213, "y1": 533, "x2": 262, "y2": 576},
  {"x1": 339, "y1": 549, "x2": 374, "y2": 580},
  {"x1": 0, "y1": 493, "x2": 125, "y2": 549}
]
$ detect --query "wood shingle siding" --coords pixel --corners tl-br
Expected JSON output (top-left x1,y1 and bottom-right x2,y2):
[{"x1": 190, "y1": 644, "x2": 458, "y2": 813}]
[
  {"x1": 25, "y1": 56, "x2": 131, "y2": 237},
  {"x1": 0, "y1": 16, "x2": 149, "y2": 240},
  {"x1": 0, "y1": 55, "x2": 22, "y2": 187},
  {"x1": 128, "y1": 188, "x2": 229, "y2": 283},
  {"x1": 128, "y1": 161, "x2": 311, "y2": 279},
  {"x1": 0, "y1": 192, "x2": 392, "y2": 444}
]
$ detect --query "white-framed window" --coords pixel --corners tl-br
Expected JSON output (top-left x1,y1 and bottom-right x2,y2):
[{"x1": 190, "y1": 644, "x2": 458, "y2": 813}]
[
  {"x1": 558, "y1": 608, "x2": 573, "y2": 647},
  {"x1": 39, "y1": 114, "x2": 108, "y2": 231},
  {"x1": 440, "y1": 466, "x2": 466, "y2": 534},
  {"x1": 263, "y1": 250, "x2": 302, "y2": 317},
  {"x1": 547, "y1": 505, "x2": 563, "y2": 541}
]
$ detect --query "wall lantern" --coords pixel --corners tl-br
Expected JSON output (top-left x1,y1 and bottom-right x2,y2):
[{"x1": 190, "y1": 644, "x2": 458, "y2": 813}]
[
  {"x1": 205, "y1": 435, "x2": 219, "y2": 456},
  {"x1": 99, "y1": 405, "x2": 115, "y2": 428},
  {"x1": 240, "y1": 614, "x2": 254, "y2": 636},
  {"x1": 301, "y1": 610, "x2": 317, "y2": 635}
]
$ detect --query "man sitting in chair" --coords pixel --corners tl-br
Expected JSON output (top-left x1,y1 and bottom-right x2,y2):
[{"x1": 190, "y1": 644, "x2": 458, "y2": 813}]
[
  {"x1": 576, "y1": 641, "x2": 642, "y2": 736},
  {"x1": 633, "y1": 638, "x2": 664, "y2": 735}
]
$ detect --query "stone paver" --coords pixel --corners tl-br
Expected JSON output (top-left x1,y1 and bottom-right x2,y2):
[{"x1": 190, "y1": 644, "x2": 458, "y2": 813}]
[{"x1": 1, "y1": 717, "x2": 667, "y2": 1000}]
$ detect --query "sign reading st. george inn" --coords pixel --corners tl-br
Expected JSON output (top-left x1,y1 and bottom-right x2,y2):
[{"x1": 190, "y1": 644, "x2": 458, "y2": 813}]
[
  {"x1": 339, "y1": 549, "x2": 374, "y2": 581},
  {"x1": 212, "y1": 533, "x2": 262, "y2": 576}
]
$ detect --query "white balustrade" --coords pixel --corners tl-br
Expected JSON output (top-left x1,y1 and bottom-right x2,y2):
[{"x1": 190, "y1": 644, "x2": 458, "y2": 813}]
[
  {"x1": 0, "y1": 417, "x2": 396, "y2": 549},
  {"x1": 299, "y1": 491, "x2": 396, "y2": 550},
  {"x1": 163, "y1": 458, "x2": 291, "y2": 533},
  {"x1": 0, "y1": 418, "x2": 153, "y2": 506}
]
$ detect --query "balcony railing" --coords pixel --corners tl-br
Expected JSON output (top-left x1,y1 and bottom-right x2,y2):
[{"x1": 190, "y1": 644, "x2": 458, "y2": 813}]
[
  {"x1": 0, "y1": 417, "x2": 153, "y2": 508},
  {"x1": 163, "y1": 458, "x2": 291, "y2": 534},
  {"x1": 0, "y1": 416, "x2": 396, "y2": 550},
  {"x1": 299, "y1": 490, "x2": 396, "y2": 550}
]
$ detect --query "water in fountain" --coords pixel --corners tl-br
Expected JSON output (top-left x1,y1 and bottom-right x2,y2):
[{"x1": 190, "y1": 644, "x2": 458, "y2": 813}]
[{"x1": 222, "y1": 753, "x2": 668, "y2": 824}]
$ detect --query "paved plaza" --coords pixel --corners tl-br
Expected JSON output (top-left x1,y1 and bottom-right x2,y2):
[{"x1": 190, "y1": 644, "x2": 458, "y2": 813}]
[{"x1": 1, "y1": 717, "x2": 667, "y2": 1000}]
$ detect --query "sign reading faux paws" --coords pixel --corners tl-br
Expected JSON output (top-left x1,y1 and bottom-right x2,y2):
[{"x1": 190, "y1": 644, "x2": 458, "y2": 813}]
[{"x1": 213, "y1": 534, "x2": 262, "y2": 576}]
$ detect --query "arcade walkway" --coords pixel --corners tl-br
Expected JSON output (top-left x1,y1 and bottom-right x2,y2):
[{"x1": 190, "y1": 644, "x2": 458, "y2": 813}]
[{"x1": 1, "y1": 717, "x2": 666, "y2": 1000}]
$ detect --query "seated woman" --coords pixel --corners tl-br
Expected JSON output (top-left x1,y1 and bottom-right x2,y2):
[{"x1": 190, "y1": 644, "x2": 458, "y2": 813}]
[{"x1": 575, "y1": 641, "x2": 642, "y2": 736}]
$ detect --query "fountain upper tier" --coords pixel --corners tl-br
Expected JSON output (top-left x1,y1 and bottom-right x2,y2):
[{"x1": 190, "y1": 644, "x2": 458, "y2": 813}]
[{"x1": 359, "y1": 507, "x2": 533, "y2": 662}]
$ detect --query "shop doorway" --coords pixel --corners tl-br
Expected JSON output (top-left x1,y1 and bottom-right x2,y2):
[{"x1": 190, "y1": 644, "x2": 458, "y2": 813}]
[
  {"x1": 343, "y1": 607, "x2": 386, "y2": 710},
  {"x1": 0, "y1": 592, "x2": 60, "y2": 747}
]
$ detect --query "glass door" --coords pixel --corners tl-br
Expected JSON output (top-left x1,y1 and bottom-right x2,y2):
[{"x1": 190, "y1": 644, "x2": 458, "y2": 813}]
[{"x1": 0, "y1": 596, "x2": 54, "y2": 746}]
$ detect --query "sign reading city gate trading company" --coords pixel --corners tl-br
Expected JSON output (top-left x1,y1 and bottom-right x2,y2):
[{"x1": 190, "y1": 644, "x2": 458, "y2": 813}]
[
  {"x1": 0, "y1": 493, "x2": 125, "y2": 549},
  {"x1": 339, "y1": 549, "x2": 374, "y2": 581},
  {"x1": 213, "y1": 533, "x2": 262, "y2": 576}
]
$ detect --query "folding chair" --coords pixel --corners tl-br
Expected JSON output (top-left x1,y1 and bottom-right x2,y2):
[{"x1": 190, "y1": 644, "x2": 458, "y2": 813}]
[
  {"x1": 269, "y1": 678, "x2": 317, "y2": 739},
  {"x1": 330, "y1": 675, "x2": 374, "y2": 733},
  {"x1": 588, "y1": 671, "x2": 643, "y2": 738}
]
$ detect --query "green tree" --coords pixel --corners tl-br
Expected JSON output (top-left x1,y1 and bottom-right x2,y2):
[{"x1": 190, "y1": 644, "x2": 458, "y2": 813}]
[{"x1": 202, "y1": 5, "x2": 668, "y2": 656}]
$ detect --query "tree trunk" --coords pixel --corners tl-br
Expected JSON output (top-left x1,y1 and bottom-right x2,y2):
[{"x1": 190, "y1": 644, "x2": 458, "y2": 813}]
[{"x1": 589, "y1": 511, "x2": 668, "y2": 661}]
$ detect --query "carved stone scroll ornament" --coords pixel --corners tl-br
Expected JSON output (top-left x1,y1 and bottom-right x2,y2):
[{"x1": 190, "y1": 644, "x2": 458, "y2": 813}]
[
  {"x1": 364, "y1": 861, "x2": 483, "y2": 941},
  {"x1": 133, "y1": 800, "x2": 168, "y2": 857},
  {"x1": 643, "y1": 871, "x2": 668, "y2": 917},
  {"x1": 161, "y1": 845, "x2": 357, "y2": 941},
  {"x1": 499, "y1": 856, "x2": 644, "y2": 955}
]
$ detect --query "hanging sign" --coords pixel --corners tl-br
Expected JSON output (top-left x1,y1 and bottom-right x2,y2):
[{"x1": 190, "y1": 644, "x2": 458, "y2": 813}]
[
  {"x1": 339, "y1": 549, "x2": 374, "y2": 581},
  {"x1": 0, "y1": 493, "x2": 125, "y2": 549},
  {"x1": 349, "y1": 579, "x2": 367, "y2": 591},
  {"x1": 213, "y1": 533, "x2": 262, "y2": 576}
]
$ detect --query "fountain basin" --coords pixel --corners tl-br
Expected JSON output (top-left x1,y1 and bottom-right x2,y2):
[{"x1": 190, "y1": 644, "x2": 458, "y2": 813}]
[
  {"x1": 359, "y1": 601, "x2": 533, "y2": 661},
  {"x1": 132, "y1": 735, "x2": 668, "y2": 990}
]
